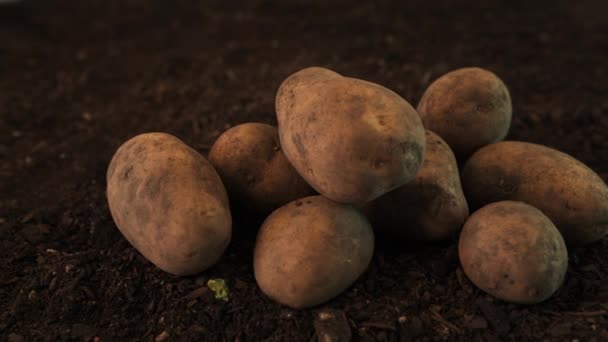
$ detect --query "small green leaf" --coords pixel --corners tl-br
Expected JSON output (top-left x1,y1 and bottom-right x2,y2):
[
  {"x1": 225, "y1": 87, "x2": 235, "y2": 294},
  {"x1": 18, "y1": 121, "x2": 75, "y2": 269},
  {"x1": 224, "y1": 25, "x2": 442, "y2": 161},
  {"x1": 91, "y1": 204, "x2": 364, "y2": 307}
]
[{"x1": 207, "y1": 278, "x2": 229, "y2": 302}]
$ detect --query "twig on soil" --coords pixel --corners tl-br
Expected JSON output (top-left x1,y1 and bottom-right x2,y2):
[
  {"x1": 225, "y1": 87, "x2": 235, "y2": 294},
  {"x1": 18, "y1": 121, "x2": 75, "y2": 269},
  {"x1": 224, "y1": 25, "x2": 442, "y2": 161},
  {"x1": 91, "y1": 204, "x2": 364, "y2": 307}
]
[
  {"x1": 360, "y1": 321, "x2": 396, "y2": 331},
  {"x1": 0, "y1": 277, "x2": 19, "y2": 286},
  {"x1": 67, "y1": 271, "x2": 87, "y2": 292},
  {"x1": 182, "y1": 286, "x2": 209, "y2": 301},
  {"x1": 20, "y1": 210, "x2": 36, "y2": 224},
  {"x1": 563, "y1": 310, "x2": 607, "y2": 317},
  {"x1": 429, "y1": 310, "x2": 462, "y2": 334},
  {"x1": 10, "y1": 290, "x2": 25, "y2": 314},
  {"x1": 81, "y1": 286, "x2": 96, "y2": 299},
  {"x1": 227, "y1": 306, "x2": 245, "y2": 314},
  {"x1": 539, "y1": 310, "x2": 562, "y2": 317}
]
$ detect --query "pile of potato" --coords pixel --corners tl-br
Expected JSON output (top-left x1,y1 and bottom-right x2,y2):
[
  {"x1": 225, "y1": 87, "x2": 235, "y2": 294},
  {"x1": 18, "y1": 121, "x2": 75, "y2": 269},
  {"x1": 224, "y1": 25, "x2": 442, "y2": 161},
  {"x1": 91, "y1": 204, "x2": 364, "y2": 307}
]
[{"x1": 106, "y1": 66, "x2": 608, "y2": 308}]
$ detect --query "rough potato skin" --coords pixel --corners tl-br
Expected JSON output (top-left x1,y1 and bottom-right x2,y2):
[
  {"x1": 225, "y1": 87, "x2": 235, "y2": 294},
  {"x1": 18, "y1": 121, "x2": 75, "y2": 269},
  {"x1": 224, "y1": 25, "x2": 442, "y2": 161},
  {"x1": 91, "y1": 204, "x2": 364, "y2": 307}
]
[
  {"x1": 253, "y1": 196, "x2": 374, "y2": 308},
  {"x1": 371, "y1": 130, "x2": 469, "y2": 240},
  {"x1": 417, "y1": 67, "x2": 512, "y2": 159},
  {"x1": 106, "y1": 133, "x2": 232, "y2": 276},
  {"x1": 459, "y1": 201, "x2": 568, "y2": 304},
  {"x1": 275, "y1": 66, "x2": 342, "y2": 99},
  {"x1": 208, "y1": 123, "x2": 314, "y2": 214},
  {"x1": 276, "y1": 67, "x2": 426, "y2": 204},
  {"x1": 462, "y1": 141, "x2": 608, "y2": 245}
]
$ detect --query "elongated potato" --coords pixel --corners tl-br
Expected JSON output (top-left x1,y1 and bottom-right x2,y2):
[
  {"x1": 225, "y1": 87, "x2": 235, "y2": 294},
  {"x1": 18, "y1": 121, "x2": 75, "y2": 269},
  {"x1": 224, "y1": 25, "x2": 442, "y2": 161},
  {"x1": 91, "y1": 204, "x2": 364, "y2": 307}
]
[
  {"x1": 462, "y1": 141, "x2": 608, "y2": 245},
  {"x1": 370, "y1": 130, "x2": 469, "y2": 240},
  {"x1": 417, "y1": 67, "x2": 512, "y2": 159},
  {"x1": 209, "y1": 123, "x2": 314, "y2": 214},
  {"x1": 276, "y1": 67, "x2": 426, "y2": 204},
  {"x1": 107, "y1": 133, "x2": 232, "y2": 275},
  {"x1": 254, "y1": 196, "x2": 374, "y2": 308},
  {"x1": 459, "y1": 201, "x2": 568, "y2": 304}
]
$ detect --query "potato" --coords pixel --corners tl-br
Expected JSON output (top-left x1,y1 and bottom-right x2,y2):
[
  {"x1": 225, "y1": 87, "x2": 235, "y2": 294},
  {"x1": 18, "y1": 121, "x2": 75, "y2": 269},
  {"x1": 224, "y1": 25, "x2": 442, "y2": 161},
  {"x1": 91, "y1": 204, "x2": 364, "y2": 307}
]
[
  {"x1": 417, "y1": 67, "x2": 512, "y2": 159},
  {"x1": 462, "y1": 141, "x2": 608, "y2": 245},
  {"x1": 208, "y1": 123, "x2": 315, "y2": 214},
  {"x1": 459, "y1": 201, "x2": 568, "y2": 304},
  {"x1": 370, "y1": 130, "x2": 469, "y2": 240},
  {"x1": 254, "y1": 195, "x2": 374, "y2": 308},
  {"x1": 276, "y1": 67, "x2": 426, "y2": 204},
  {"x1": 106, "y1": 133, "x2": 232, "y2": 276}
]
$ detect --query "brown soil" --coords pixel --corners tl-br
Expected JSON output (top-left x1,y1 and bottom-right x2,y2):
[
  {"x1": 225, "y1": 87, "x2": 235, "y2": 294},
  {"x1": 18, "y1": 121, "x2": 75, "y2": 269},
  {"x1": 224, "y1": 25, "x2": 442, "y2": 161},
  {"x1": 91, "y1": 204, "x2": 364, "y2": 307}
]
[{"x1": 1, "y1": 1, "x2": 607, "y2": 341}]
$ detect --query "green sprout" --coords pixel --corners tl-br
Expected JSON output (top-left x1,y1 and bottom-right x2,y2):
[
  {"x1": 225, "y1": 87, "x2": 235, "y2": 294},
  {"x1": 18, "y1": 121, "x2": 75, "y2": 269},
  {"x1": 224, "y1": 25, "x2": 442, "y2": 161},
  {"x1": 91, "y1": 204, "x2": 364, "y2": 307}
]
[{"x1": 207, "y1": 278, "x2": 229, "y2": 302}]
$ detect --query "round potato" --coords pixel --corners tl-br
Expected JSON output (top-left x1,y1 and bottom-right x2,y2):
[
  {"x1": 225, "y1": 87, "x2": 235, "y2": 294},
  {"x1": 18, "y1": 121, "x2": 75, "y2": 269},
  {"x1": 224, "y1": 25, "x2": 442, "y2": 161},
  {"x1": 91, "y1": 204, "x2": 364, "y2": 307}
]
[
  {"x1": 208, "y1": 123, "x2": 314, "y2": 214},
  {"x1": 459, "y1": 201, "x2": 568, "y2": 304},
  {"x1": 462, "y1": 141, "x2": 608, "y2": 245},
  {"x1": 276, "y1": 67, "x2": 426, "y2": 204},
  {"x1": 417, "y1": 67, "x2": 512, "y2": 159},
  {"x1": 106, "y1": 133, "x2": 232, "y2": 276},
  {"x1": 254, "y1": 195, "x2": 374, "y2": 308},
  {"x1": 370, "y1": 130, "x2": 469, "y2": 240}
]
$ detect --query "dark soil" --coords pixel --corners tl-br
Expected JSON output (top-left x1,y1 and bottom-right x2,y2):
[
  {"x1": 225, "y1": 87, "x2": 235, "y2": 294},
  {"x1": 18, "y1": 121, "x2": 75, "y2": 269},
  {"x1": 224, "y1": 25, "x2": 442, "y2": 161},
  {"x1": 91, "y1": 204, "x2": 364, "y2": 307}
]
[{"x1": 1, "y1": 1, "x2": 607, "y2": 341}]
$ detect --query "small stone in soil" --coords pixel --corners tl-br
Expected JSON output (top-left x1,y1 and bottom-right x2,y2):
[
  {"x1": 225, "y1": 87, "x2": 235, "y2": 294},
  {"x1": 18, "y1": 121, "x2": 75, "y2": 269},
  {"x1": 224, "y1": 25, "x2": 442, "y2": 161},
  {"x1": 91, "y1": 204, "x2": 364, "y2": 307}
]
[
  {"x1": 475, "y1": 298, "x2": 511, "y2": 335},
  {"x1": 399, "y1": 316, "x2": 425, "y2": 341},
  {"x1": 314, "y1": 309, "x2": 352, "y2": 342},
  {"x1": 155, "y1": 331, "x2": 170, "y2": 342}
]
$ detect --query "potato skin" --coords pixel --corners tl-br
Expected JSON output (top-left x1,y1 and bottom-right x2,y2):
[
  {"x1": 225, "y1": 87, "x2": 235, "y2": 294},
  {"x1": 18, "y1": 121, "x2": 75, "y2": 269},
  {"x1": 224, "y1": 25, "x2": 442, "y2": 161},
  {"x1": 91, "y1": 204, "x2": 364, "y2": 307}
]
[
  {"x1": 254, "y1": 196, "x2": 374, "y2": 308},
  {"x1": 208, "y1": 123, "x2": 314, "y2": 214},
  {"x1": 106, "y1": 133, "x2": 232, "y2": 276},
  {"x1": 417, "y1": 67, "x2": 512, "y2": 159},
  {"x1": 462, "y1": 141, "x2": 608, "y2": 245},
  {"x1": 370, "y1": 130, "x2": 469, "y2": 240},
  {"x1": 276, "y1": 67, "x2": 426, "y2": 204},
  {"x1": 459, "y1": 201, "x2": 568, "y2": 304}
]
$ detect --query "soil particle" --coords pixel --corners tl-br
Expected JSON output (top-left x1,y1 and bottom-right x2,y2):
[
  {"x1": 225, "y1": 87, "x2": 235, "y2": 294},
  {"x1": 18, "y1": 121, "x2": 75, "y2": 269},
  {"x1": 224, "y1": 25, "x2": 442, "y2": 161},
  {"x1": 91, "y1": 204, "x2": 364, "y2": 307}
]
[{"x1": 314, "y1": 309, "x2": 352, "y2": 342}]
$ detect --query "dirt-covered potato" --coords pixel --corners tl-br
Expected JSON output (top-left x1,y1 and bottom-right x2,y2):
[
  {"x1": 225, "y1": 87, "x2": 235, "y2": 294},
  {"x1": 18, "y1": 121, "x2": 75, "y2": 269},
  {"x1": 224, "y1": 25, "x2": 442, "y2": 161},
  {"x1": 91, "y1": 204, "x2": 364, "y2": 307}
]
[
  {"x1": 462, "y1": 141, "x2": 608, "y2": 245},
  {"x1": 254, "y1": 196, "x2": 374, "y2": 308},
  {"x1": 106, "y1": 133, "x2": 232, "y2": 276},
  {"x1": 459, "y1": 201, "x2": 568, "y2": 304},
  {"x1": 276, "y1": 67, "x2": 426, "y2": 204},
  {"x1": 208, "y1": 123, "x2": 314, "y2": 214},
  {"x1": 417, "y1": 67, "x2": 512, "y2": 159},
  {"x1": 370, "y1": 130, "x2": 469, "y2": 240}
]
